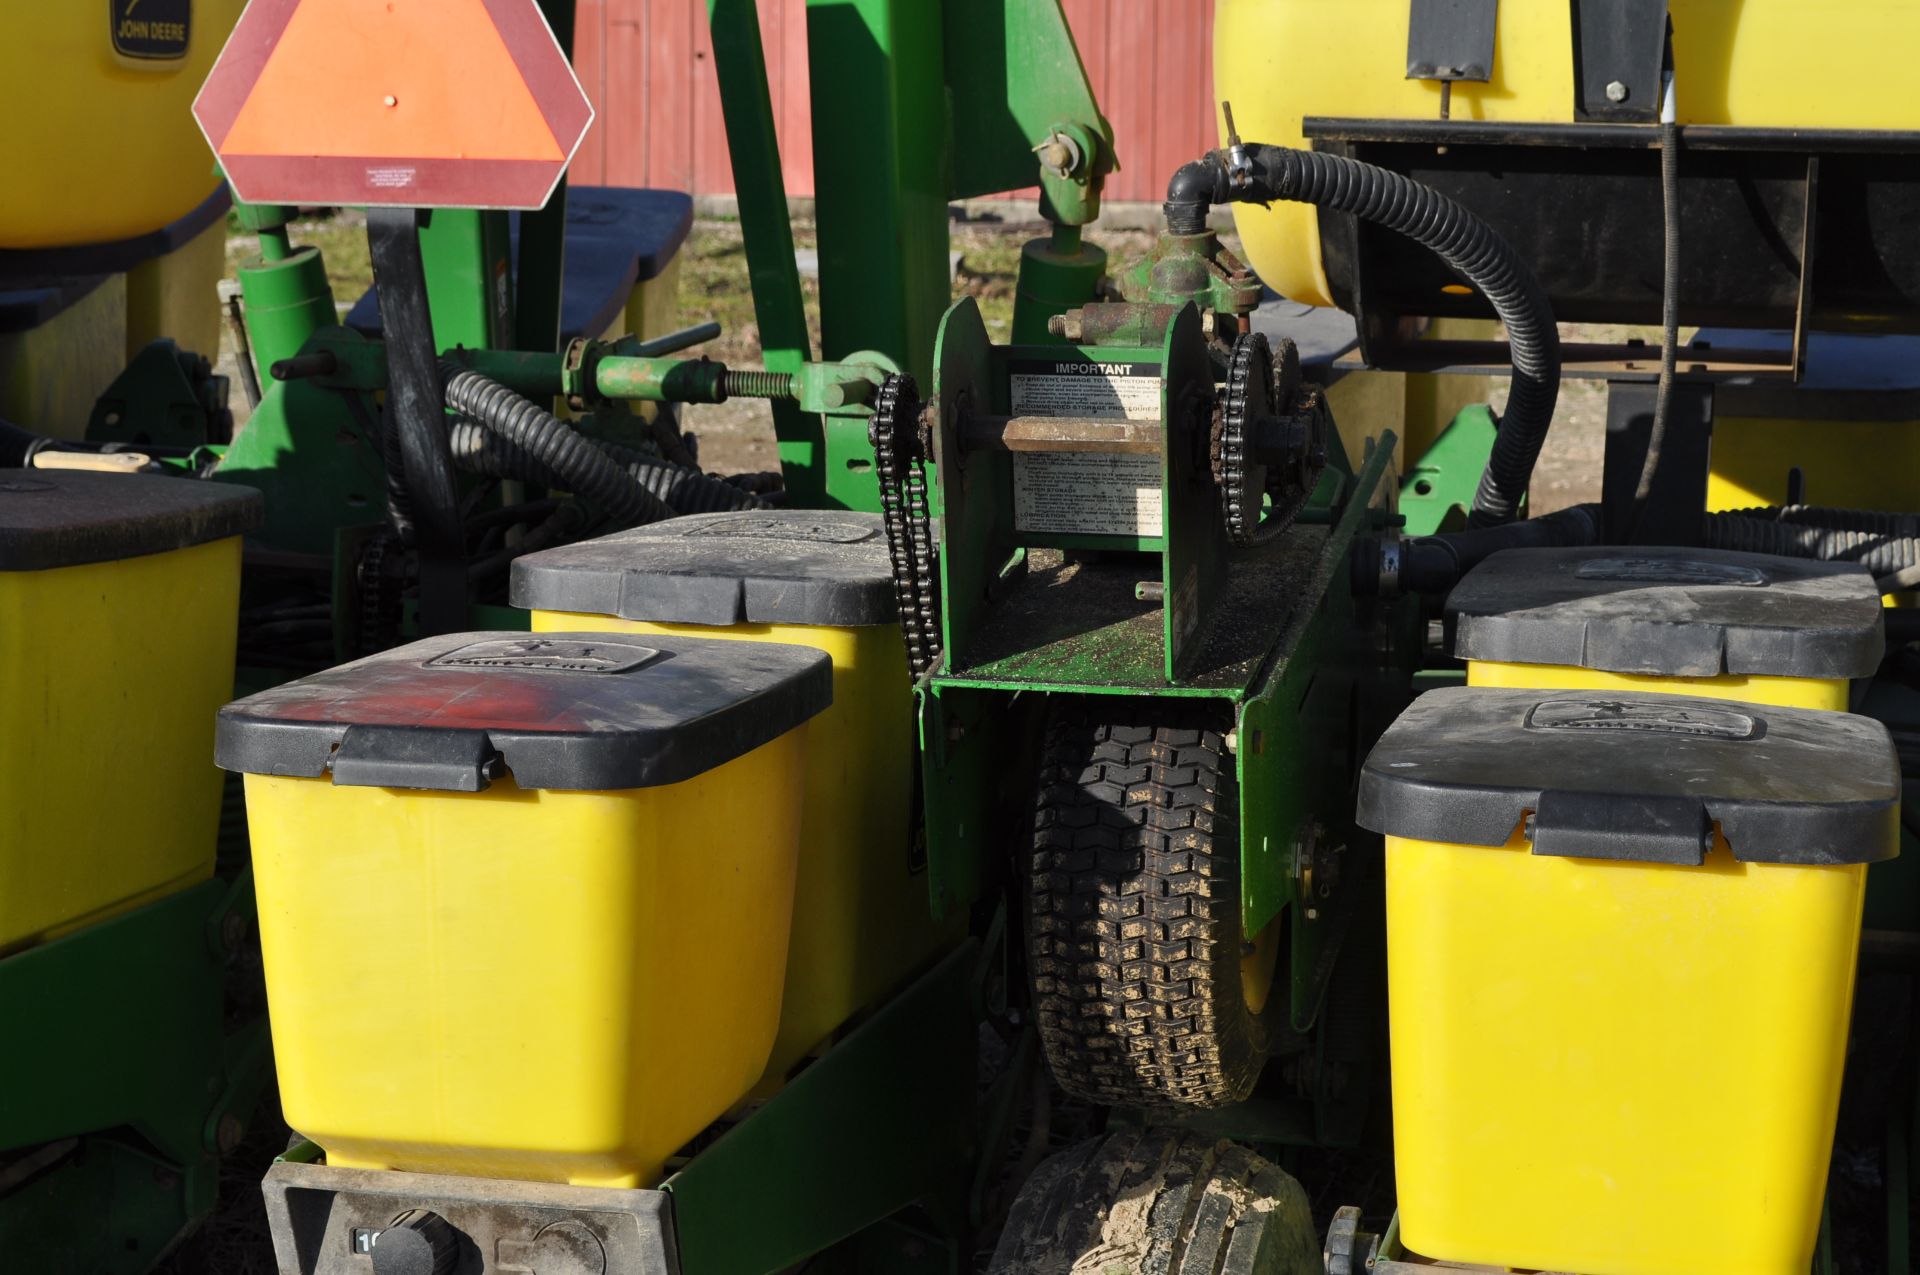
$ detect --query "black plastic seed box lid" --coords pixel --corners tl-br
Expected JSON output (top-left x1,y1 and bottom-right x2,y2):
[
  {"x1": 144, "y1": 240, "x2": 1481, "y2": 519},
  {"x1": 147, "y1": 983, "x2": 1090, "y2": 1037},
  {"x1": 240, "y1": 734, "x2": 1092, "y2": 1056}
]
[
  {"x1": 510, "y1": 510, "x2": 897, "y2": 627},
  {"x1": 216, "y1": 631, "x2": 832, "y2": 793},
  {"x1": 1447, "y1": 546, "x2": 1885, "y2": 678},
  {"x1": 1357, "y1": 687, "x2": 1899, "y2": 865},
  {"x1": 0, "y1": 469, "x2": 263, "y2": 571}
]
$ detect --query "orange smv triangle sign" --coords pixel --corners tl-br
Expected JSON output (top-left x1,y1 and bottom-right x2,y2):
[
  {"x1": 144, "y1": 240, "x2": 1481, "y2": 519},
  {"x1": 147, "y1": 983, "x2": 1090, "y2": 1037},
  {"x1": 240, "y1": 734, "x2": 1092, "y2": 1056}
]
[{"x1": 194, "y1": 0, "x2": 594, "y2": 211}]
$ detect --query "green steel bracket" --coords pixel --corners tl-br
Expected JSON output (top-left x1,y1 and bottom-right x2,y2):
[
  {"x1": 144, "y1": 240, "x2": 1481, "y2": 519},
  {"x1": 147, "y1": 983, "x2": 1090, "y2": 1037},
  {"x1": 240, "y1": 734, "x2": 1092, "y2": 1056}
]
[
  {"x1": 0, "y1": 1136, "x2": 220, "y2": 1275},
  {"x1": 0, "y1": 876, "x2": 273, "y2": 1273},
  {"x1": 237, "y1": 243, "x2": 338, "y2": 390},
  {"x1": 916, "y1": 683, "x2": 1039, "y2": 924},
  {"x1": 665, "y1": 940, "x2": 979, "y2": 1275},
  {"x1": 231, "y1": 199, "x2": 294, "y2": 235},
  {"x1": 1120, "y1": 232, "x2": 1264, "y2": 317},
  {"x1": 86, "y1": 339, "x2": 232, "y2": 449},
  {"x1": 212, "y1": 336, "x2": 391, "y2": 558},
  {"x1": 944, "y1": 0, "x2": 1117, "y2": 226},
  {"x1": 418, "y1": 208, "x2": 516, "y2": 351},
  {"x1": 707, "y1": 0, "x2": 823, "y2": 505},
  {"x1": 806, "y1": 0, "x2": 948, "y2": 391},
  {"x1": 0, "y1": 880, "x2": 232, "y2": 1166},
  {"x1": 1236, "y1": 431, "x2": 1421, "y2": 1032},
  {"x1": 1398, "y1": 403, "x2": 1498, "y2": 537}
]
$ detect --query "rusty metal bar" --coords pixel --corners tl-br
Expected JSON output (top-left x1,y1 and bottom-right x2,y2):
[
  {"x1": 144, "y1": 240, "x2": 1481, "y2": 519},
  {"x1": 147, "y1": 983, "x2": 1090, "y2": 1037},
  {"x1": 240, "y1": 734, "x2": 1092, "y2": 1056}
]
[{"x1": 962, "y1": 414, "x2": 1161, "y2": 454}]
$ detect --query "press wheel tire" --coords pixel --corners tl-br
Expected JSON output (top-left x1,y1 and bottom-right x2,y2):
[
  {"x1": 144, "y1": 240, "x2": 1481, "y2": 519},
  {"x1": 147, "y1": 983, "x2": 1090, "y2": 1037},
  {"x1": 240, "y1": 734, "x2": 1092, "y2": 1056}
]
[
  {"x1": 988, "y1": 1127, "x2": 1319, "y2": 1275},
  {"x1": 1029, "y1": 701, "x2": 1278, "y2": 1108}
]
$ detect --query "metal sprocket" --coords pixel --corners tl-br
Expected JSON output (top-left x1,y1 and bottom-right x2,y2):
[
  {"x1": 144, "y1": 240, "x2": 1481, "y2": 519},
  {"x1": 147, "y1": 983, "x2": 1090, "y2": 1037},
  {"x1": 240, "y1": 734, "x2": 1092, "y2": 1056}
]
[{"x1": 1213, "y1": 332, "x2": 1328, "y2": 546}]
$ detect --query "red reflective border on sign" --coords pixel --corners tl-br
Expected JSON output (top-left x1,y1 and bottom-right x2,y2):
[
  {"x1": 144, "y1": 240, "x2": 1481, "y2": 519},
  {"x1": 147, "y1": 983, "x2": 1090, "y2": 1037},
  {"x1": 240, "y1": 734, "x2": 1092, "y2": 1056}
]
[{"x1": 220, "y1": 155, "x2": 567, "y2": 210}]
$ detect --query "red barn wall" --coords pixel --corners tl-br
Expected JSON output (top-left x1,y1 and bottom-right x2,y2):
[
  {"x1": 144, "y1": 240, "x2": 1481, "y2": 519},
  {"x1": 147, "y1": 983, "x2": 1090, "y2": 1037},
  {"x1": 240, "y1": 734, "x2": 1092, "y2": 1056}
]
[{"x1": 567, "y1": 1, "x2": 1218, "y2": 204}]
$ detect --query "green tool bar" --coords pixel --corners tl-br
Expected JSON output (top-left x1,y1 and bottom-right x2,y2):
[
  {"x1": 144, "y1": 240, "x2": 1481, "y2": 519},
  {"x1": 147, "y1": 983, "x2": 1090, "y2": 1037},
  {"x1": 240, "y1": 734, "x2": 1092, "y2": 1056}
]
[
  {"x1": 289, "y1": 336, "x2": 884, "y2": 412},
  {"x1": 591, "y1": 357, "x2": 733, "y2": 403}
]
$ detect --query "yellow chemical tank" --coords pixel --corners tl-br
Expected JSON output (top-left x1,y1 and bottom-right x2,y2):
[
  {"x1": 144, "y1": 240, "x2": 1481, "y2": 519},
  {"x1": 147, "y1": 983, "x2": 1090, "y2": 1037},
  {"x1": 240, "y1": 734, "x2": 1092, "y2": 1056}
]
[
  {"x1": 0, "y1": 468, "x2": 260, "y2": 950},
  {"x1": 511, "y1": 510, "x2": 961, "y2": 1088},
  {"x1": 1360, "y1": 687, "x2": 1899, "y2": 1275},
  {"x1": 218, "y1": 631, "x2": 832, "y2": 1187},
  {"x1": 1, "y1": 2, "x2": 245, "y2": 248},
  {"x1": 1214, "y1": 0, "x2": 1920, "y2": 309}
]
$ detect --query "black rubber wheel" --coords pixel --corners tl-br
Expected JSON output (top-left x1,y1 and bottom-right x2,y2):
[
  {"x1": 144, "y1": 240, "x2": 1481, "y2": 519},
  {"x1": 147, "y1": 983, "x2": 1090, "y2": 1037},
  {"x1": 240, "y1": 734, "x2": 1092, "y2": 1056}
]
[
  {"x1": 988, "y1": 1127, "x2": 1319, "y2": 1275},
  {"x1": 1028, "y1": 700, "x2": 1279, "y2": 1108}
]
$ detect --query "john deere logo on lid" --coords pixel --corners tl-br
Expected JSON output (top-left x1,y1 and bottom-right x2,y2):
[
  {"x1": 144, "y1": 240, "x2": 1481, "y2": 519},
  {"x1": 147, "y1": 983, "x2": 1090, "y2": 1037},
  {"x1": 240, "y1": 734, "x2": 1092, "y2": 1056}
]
[
  {"x1": 1525, "y1": 698, "x2": 1764, "y2": 741},
  {"x1": 426, "y1": 637, "x2": 660, "y2": 674},
  {"x1": 683, "y1": 515, "x2": 874, "y2": 545},
  {"x1": 110, "y1": 0, "x2": 191, "y2": 61},
  {"x1": 1573, "y1": 557, "x2": 1768, "y2": 587}
]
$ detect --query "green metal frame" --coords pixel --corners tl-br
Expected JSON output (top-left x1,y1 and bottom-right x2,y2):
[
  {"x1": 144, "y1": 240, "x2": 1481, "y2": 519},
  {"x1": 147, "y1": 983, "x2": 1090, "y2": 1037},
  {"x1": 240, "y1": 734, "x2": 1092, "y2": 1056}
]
[
  {"x1": 1398, "y1": 403, "x2": 1498, "y2": 537},
  {"x1": 706, "y1": 0, "x2": 1113, "y2": 510},
  {"x1": 916, "y1": 295, "x2": 1420, "y2": 1035},
  {"x1": 665, "y1": 940, "x2": 981, "y2": 1274},
  {"x1": 0, "y1": 878, "x2": 273, "y2": 1273}
]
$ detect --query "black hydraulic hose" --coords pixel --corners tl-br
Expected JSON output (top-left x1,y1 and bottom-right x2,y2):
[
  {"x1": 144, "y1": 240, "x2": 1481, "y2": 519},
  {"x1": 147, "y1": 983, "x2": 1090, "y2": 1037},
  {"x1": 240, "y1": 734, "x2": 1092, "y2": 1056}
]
[
  {"x1": 1703, "y1": 511, "x2": 1920, "y2": 580},
  {"x1": 600, "y1": 440, "x2": 768, "y2": 514},
  {"x1": 440, "y1": 363, "x2": 670, "y2": 525},
  {"x1": 1718, "y1": 505, "x2": 1920, "y2": 537},
  {"x1": 1165, "y1": 144, "x2": 1560, "y2": 527},
  {"x1": 1381, "y1": 501, "x2": 1920, "y2": 597},
  {"x1": 445, "y1": 419, "x2": 761, "y2": 517},
  {"x1": 1393, "y1": 502, "x2": 1604, "y2": 595},
  {"x1": 1631, "y1": 116, "x2": 1683, "y2": 533}
]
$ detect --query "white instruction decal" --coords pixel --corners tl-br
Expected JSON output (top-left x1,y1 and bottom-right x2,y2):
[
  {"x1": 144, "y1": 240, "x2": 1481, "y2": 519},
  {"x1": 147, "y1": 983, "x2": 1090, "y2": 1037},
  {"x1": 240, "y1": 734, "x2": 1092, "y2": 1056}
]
[
  {"x1": 1013, "y1": 452, "x2": 1163, "y2": 537},
  {"x1": 1008, "y1": 358, "x2": 1162, "y2": 422}
]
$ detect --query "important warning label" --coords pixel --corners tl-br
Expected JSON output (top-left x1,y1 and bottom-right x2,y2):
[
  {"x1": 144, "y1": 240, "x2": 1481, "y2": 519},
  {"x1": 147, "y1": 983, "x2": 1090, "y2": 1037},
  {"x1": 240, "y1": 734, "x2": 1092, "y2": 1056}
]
[
  {"x1": 1013, "y1": 453, "x2": 1163, "y2": 537},
  {"x1": 1008, "y1": 358, "x2": 1162, "y2": 421}
]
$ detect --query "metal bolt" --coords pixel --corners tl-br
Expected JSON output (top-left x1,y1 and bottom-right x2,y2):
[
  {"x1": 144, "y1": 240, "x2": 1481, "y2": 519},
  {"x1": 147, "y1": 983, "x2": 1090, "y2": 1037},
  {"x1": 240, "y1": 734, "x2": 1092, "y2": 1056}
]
[
  {"x1": 221, "y1": 910, "x2": 249, "y2": 952},
  {"x1": 216, "y1": 1113, "x2": 247, "y2": 1154},
  {"x1": 1605, "y1": 80, "x2": 1630, "y2": 103},
  {"x1": 383, "y1": 94, "x2": 398, "y2": 108},
  {"x1": 946, "y1": 722, "x2": 966, "y2": 742},
  {"x1": 1199, "y1": 312, "x2": 1218, "y2": 340},
  {"x1": 1032, "y1": 130, "x2": 1082, "y2": 180}
]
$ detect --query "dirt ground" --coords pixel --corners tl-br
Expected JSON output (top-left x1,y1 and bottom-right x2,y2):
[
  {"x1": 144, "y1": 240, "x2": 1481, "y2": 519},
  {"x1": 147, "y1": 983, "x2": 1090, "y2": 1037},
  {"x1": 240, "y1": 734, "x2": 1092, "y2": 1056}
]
[{"x1": 216, "y1": 212, "x2": 1610, "y2": 509}]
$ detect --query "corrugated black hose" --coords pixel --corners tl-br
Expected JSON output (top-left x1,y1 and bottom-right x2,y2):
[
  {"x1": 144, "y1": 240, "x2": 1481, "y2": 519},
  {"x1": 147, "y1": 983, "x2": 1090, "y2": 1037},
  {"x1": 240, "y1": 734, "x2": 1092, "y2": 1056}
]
[
  {"x1": 1383, "y1": 501, "x2": 1920, "y2": 596},
  {"x1": 599, "y1": 440, "x2": 768, "y2": 514},
  {"x1": 1703, "y1": 509, "x2": 1920, "y2": 586},
  {"x1": 445, "y1": 418, "x2": 762, "y2": 516},
  {"x1": 439, "y1": 362, "x2": 671, "y2": 525},
  {"x1": 1166, "y1": 144, "x2": 1560, "y2": 527}
]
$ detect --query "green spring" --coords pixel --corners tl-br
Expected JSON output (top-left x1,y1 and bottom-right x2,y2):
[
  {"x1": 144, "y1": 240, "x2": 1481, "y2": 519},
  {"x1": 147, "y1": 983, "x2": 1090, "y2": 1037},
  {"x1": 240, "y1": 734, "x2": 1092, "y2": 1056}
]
[{"x1": 722, "y1": 369, "x2": 797, "y2": 400}]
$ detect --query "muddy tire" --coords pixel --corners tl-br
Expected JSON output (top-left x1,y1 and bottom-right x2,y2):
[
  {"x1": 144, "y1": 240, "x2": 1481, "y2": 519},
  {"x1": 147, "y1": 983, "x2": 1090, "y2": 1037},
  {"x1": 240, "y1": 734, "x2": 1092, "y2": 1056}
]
[
  {"x1": 988, "y1": 1128, "x2": 1319, "y2": 1275},
  {"x1": 1028, "y1": 700, "x2": 1277, "y2": 1108}
]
